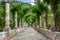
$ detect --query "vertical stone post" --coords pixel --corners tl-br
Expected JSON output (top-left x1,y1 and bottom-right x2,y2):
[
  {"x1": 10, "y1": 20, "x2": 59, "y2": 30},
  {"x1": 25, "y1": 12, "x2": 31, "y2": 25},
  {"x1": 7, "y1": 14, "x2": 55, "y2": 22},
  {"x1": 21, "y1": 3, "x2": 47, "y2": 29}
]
[
  {"x1": 4, "y1": 0, "x2": 10, "y2": 31},
  {"x1": 50, "y1": 13, "x2": 56, "y2": 31},
  {"x1": 40, "y1": 16, "x2": 42, "y2": 27},
  {"x1": 43, "y1": 13, "x2": 46, "y2": 29},
  {"x1": 43, "y1": 11, "x2": 46, "y2": 29},
  {"x1": 15, "y1": 11, "x2": 18, "y2": 28}
]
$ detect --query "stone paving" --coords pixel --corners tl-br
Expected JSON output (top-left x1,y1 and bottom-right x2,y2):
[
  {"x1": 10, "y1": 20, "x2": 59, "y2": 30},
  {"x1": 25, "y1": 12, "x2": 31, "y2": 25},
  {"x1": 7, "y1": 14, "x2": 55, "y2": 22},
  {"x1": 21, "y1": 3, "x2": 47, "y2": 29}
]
[{"x1": 10, "y1": 27, "x2": 51, "y2": 40}]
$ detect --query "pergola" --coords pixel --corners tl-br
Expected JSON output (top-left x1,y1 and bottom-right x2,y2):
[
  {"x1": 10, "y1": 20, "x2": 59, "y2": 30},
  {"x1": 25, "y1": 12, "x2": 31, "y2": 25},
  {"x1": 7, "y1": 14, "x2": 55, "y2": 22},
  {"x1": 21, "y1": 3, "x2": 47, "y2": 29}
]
[{"x1": 1, "y1": 0, "x2": 35, "y2": 31}]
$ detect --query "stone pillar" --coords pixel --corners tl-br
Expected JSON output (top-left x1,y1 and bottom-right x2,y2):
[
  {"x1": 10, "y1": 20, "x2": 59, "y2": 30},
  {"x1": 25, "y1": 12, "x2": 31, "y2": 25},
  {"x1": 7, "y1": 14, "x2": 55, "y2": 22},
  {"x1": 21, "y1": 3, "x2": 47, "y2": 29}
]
[
  {"x1": 4, "y1": 0, "x2": 11, "y2": 31},
  {"x1": 43, "y1": 13, "x2": 46, "y2": 29},
  {"x1": 15, "y1": 11, "x2": 18, "y2": 28},
  {"x1": 40, "y1": 16, "x2": 42, "y2": 27},
  {"x1": 50, "y1": 13, "x2": 56, "y2": 31}
]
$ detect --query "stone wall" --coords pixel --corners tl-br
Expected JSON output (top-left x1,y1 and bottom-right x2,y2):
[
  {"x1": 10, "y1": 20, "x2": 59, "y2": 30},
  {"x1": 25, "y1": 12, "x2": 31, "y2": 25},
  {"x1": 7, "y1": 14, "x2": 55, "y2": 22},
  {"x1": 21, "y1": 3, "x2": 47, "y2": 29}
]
[
  {"x1": 34, "y1": 27, "x2": 60, "y2": 40},
  {"x1": 0, "y1": 27, "x2": 27, "y2": 40}
]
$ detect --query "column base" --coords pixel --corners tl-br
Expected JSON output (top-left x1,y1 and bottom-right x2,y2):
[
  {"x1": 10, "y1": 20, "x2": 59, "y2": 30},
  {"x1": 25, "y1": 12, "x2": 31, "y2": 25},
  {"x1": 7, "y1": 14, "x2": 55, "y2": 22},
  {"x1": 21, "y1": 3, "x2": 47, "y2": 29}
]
[{"x1": 3, "y1": 27, "x2": 11, "y2": 31}]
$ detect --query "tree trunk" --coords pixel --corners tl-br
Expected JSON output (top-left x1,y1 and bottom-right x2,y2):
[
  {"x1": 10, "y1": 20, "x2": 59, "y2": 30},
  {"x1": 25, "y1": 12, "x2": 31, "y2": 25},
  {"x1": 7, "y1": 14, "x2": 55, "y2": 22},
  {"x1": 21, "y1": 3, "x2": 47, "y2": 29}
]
[
  {"x1": 4, "y1": 2, "x2": 10, "y2": 31},
  {"x1": 15, "y1": 11, "x2": 18, "y2": 28}
]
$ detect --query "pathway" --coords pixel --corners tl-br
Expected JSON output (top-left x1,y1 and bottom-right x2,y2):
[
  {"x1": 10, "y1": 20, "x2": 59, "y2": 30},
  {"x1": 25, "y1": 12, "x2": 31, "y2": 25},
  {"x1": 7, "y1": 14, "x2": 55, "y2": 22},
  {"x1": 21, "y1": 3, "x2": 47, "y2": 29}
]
[{"x1": 10, "y1": 27, "x2": 51, "y2": 40}]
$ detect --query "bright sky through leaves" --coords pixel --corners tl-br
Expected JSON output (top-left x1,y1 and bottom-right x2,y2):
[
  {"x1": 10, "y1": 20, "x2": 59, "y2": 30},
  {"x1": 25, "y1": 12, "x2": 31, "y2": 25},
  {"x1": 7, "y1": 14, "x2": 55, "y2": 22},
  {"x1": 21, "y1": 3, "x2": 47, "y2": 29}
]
[{"x1": 19, "y1": 0, "x2": 35, "y2": 5}]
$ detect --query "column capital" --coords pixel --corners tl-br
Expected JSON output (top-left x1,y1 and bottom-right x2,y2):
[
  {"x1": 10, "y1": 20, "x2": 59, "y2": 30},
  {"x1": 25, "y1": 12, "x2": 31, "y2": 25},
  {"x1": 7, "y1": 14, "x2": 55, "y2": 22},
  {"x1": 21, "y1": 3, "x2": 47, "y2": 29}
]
[{"x1": 5, "y1": 0, "x2": 10, "y2": 3}]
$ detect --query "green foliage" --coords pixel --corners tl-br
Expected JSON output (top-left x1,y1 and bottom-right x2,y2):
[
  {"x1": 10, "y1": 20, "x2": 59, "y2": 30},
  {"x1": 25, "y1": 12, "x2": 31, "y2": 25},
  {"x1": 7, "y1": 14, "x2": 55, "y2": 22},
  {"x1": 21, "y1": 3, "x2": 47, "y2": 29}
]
[
  {"x1": 11, "y1": 3, "x2": 21, "y2": 13},
  {"x1": 32, "y1": 6, "x2": 42, "y2": 15},
  {"x1": 34, "y1": 0, "x2": 48, "y2": 15},
  {"x1": 58, "y1": 0, "x2": 60, "y2": 4},
  {"x1": 57, "y1": 4, "x2": 60, "y2": 21},
  {"x1": 0, "y1": 1, "x2": 5, "y2": 29},
  {"x1": 0, "y1": 8, "x2": 5, "y2": 16},
  {"x1": 10, "y1": 2, "x2": 21, "y2": 29},
  {"x1": 22, "y1": 5, "x2": 30, "y2": 15},
  {"x1": 10, "y1": 2, "x2": 31, "y2": 28},
  {"x1": 0, "y1": 9, "x2": 5, "y2": 28},
  {"x1": 43, "y1": 0, "x2": 49, "y2": 4},
  {"x1": 0, "y1": 0, "x2": 50, "y2": 29},
  {"x1": 24, "y1": 13, "x2": 36, "y2": 25}
]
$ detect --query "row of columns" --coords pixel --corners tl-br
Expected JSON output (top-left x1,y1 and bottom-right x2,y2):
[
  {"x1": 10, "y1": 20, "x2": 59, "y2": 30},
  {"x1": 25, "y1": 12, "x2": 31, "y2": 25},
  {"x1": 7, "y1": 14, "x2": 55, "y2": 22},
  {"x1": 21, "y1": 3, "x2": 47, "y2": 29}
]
[{"x1": 4, "y1": 0, "x2": 18, "y2": 31}]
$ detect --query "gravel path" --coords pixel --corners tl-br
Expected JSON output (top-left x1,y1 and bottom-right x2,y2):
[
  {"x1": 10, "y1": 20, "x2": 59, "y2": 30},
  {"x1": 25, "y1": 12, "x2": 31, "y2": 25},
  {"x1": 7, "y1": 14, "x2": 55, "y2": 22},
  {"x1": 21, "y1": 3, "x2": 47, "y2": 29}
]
[{"x1": 10, "y1": 27, "x2": 51, "y2": 40}]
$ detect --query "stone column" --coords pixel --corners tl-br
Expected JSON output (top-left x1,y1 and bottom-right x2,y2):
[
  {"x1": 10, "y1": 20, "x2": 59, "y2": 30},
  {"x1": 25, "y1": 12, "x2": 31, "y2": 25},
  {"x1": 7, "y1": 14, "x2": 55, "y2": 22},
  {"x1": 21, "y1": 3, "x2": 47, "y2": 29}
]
[
  {"x1": 4, "y1": 0, "x2": 11, "y2": 31},
  {"x1": 50, "y1": 13, "x2": 56, "y2": 31},
  {"x1": 15, "y1": 11, "x2": 18, "y2": 28},
  {"x1": 43, "y1": 13, "x2": 46, "y2": 29},
  {"x1": 40, "y1": 16, "x2": 42, "y2": 27}
]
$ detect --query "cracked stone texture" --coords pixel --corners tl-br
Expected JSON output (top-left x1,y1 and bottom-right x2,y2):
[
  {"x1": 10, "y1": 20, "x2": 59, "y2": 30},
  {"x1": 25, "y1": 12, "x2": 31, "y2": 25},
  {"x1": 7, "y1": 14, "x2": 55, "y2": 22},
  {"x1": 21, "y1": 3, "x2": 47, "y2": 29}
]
[{"x1": 10, "y1": 27, "x2": 51, "y2": 40}]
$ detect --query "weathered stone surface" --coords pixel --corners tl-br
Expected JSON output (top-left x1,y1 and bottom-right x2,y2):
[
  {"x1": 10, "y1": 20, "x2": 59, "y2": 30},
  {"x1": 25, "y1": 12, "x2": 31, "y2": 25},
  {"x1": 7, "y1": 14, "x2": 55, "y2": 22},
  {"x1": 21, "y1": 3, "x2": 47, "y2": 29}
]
[
  {"x1": 10, "y1": 27, "x2": 50, "y2": 40},
  {"x1": 0, "y1": 32, "x2": 9, "y2": 40},
  {"x1": 0, "y1": 27, "x2": 27, "y2": 40},
  {"x1": 34, "y1": 27, "x2": 60, "y2": 40},
  {"x1": 54, "y1": 32, "x2": 60, "y2": 40}
]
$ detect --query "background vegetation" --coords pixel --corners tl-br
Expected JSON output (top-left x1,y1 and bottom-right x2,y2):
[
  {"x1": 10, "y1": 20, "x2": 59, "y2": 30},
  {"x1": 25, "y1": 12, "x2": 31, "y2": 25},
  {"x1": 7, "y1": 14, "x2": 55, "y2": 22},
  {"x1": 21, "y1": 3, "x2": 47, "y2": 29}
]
[{"x1": 0, "y1": 0, "x2": 60, "y2": 32}]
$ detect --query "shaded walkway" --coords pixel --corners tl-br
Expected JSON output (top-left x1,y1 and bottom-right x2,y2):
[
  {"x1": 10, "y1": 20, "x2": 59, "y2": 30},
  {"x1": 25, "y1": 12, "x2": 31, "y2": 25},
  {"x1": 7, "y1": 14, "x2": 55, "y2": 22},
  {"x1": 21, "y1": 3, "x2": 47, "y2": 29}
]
[{"x1": 10, "y1": 27, "x2": 51, "y2": 40}]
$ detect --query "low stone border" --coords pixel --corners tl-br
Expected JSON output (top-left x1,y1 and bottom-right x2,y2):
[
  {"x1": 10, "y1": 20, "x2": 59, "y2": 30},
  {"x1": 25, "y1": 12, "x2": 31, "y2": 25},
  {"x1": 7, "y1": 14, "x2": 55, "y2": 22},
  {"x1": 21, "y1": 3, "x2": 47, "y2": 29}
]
[
  {"x1": 34, "y1": 27, "x2": 60, "y2": 40},
  {"x1": 0, "y1": 27, "x2": 28, "y2": 40}
]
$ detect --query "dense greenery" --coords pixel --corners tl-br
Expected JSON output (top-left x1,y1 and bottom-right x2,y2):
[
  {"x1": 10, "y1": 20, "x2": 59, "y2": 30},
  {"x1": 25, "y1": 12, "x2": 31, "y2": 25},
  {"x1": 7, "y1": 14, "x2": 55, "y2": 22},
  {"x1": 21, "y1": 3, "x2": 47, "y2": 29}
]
[
  {"x1": 0, "y1": 0, "x2": 60, "y2": 31},
  {"x1": 0, "y1": 1, "x2": 5, "y2": 30}
]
